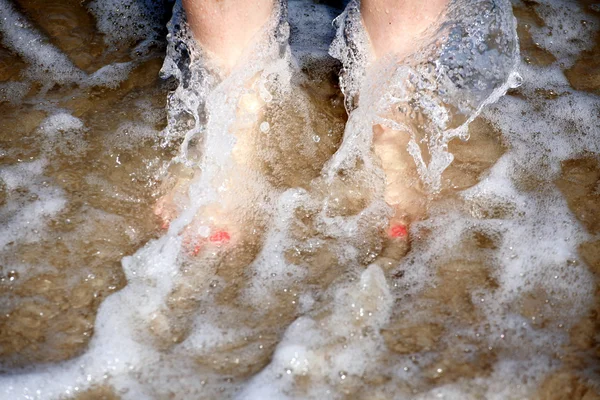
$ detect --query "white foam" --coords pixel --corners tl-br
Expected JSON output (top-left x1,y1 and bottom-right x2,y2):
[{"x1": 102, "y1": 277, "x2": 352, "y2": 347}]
[
  {"x1": 36, "y1": 113, "x2": 88, "y2": 156},
  {"x1": 0, "y1": 0, "x2": 85, "y2": 86},
  {"x1": 526, "y1": 0, "x2": 599, "y2": 67},
  {"x1": 0, "y1": 0, "x2": 162, "y2": 90},
  {"x1": 87, "y1": 62, "x2": 136, "y2": 89},
  {"x1": 86, "y1": 0, "x2": 167, "y2": 54},
  {"x1": 0, "y1": 82, "x2": 30, "y2": 104},
  {"x1": 241, "y1": 265, "x2": 393, "y2": 399},
  {"x1": 0, "y1": 160, "x2": 66, "y2": 250}
]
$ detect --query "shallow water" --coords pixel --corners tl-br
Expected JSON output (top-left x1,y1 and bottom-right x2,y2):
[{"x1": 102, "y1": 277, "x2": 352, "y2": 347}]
[{"x1": 0, "y1": 0, "x2": 599, "y2": 399}]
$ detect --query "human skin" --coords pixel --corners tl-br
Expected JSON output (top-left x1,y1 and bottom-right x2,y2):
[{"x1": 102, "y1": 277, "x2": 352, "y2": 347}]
[
  {"x1": 181, "y1": 0, "x2": 450, "y2": 66},
  {"x1": 177, "y1": 0, "x2": 450, "y2": 234},
  {"x1": 181, "y1": 0, "x2": 275, "y2": 72},
  {"x1": 360, "y1": 0, "x2": 451, "y2": 59},
  {"x1": 358, "y1": 0, "x2": 451, "y2": 234}
]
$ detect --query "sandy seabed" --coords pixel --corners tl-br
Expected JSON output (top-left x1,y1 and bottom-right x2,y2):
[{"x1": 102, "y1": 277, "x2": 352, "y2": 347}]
[{"x1": 0, "y1": 0, "x2": 599, "y2": 399}]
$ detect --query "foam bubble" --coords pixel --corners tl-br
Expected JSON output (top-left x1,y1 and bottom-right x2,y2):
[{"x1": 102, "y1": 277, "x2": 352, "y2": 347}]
[
  {"x1": 527, "y1": 0, "x2": 599, "y2": 67},
  {"x1": 0, "y1": 82, "x2": 30, "y2": 104},
  {"x1": 0, "y1": 0, "x2": 164, "y2": 90},
  {"x1": 241, "y1": 265, "x2": 393, "y2": 399}
]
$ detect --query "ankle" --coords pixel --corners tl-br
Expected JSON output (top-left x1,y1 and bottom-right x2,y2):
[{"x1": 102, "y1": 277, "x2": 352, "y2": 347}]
[
  {"x1": 183, "y1": 0, "x2": 275, "y2": 72},
  {"x1": 360, "y1": 0, "x2": 450, "y2": 59}
]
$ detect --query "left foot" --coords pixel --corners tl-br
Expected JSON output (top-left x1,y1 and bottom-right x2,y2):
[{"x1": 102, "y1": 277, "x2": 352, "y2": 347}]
[
  {"x1": 331, "y1": 0, "x2": 450, "y2": 246},
  {"x1": 372, "y1": 123, "x2": 427, "y2": 243},
  {"x1": 360, "y1": 0, "x2": 450, "y2": 61},
  {"x1": 363, "y1": 0, "x2": 449, "y2": 238}
]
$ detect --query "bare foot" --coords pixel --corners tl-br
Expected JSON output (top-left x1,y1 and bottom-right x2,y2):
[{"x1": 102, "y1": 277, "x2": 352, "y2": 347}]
[
  {"x1": 153, "y1": 164, "x2": 195, "y2": 231},
  {"x1": 372, "y1": 122, "x2": 427, "y2": 252},
  {"x1": 154, "y1": 73, "x2": 269, "y2": 255},
  {"x1": 152, "y1": 0, "x2": 281, "y2": 253},
  {"x1": 335, "y1": 0, "x2": 450, "y2": 248}
]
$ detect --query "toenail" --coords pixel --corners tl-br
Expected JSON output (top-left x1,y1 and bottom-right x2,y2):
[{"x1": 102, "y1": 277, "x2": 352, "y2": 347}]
[
  {"x1": 192, "y1": 242, "x2": 203, "y2": 256},
  {"x1": 209, "y1": 231, "x2": 231, "y2": 243},
  {"x1": 389, "y1": 224, "x2": 408, "y2": 238}
]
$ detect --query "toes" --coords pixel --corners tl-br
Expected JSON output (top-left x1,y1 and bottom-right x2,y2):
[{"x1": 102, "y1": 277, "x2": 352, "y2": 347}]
[
  {"x1": 186, "y1": 229, "x2": 232, "y2": 257},
  {"x1": 389, "y1": 223, "x2": 408, "y2": 239},
  {"x1": 209, "y1": 230, "x2": 231, "y2": 244},
  {"x1": 158, "y1": 212, "x2": 172, "y2": 231},
  {"x1": 191, "y1": 241, "x2": 204, "y2": 257},
  {"x1": 153, "y1": 197, "x2": 165, "y2": 216}
]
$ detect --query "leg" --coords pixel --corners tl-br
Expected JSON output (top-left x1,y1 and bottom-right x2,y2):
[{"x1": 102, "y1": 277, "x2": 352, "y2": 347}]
[
  {"x1": 182, "y1": 0, "x2": 275, "y2": 72},
  {"x1": 360, "y1": 0, "x2": 449, "y2": 59},
  {"x1": 156, "y1": 0, "x2": 285, "y2": 243},
  {"x1": 355, "y1": 0, "x2": 448, "y2": 245}
]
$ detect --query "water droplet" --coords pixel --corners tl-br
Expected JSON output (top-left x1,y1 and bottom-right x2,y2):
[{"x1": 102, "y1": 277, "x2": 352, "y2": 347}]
[
  {"x1": 7, "y1": 270, "x2": 19, "y2": 282},
  {"x1": 260, "y1": 121, "x2": 270, "y2": 133}
]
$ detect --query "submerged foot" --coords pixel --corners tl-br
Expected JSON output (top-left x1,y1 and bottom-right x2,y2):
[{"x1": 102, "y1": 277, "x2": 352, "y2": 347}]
[
  {"x1": 154, "y1": 72, "x2": 270, "y2": 255},
  {"x1": 365, "y1": 1, "x2": 449, "y2": 239},
  {"x1": 344, "y1": 1, "x2": 449, "y2": 244},
  {"x1": 372, "y1": 123, "x2": 427, "y2": 243},
  {"x1": 154, "y1": 0, "x2": 288, "y2": 256},
  {"x1": 331, "y1": 0, "x2": 518, "y2": 251},
  {"x1": 371, "y1": 124, "x2": 425, "y2": 267}
]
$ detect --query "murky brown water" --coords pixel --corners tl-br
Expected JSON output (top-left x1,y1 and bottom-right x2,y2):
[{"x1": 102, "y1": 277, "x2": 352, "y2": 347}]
[
  {"x1": 0, "y1": 0, "x2": 599, "y2": 399},
  {"x1": 0, "y1": 0, "x2": 169, "y2": 370}
]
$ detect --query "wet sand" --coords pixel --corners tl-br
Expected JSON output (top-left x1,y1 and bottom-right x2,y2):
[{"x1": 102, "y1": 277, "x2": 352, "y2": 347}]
[{"x1": 0, "y1": 0, "x2": 599, "y2": 399}]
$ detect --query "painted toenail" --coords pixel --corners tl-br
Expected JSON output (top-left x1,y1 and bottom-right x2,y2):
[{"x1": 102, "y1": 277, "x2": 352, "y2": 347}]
[
  {"x1": 209, "y1": 231, "x2": 231, "y2": 243},
  {"x1": 389, "y1": 224, "x2": 408, "y2": 238}
]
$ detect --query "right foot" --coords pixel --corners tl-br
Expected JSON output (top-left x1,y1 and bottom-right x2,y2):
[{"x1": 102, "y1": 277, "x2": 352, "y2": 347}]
[
  {"x1": 154, "y1": 72, "x2": 270, "y2": 254},
  {"x1": 155, "y1": 0, "x2": 285, "y2": 255},
  {"x1": 182, "y1": 0, "x2": 275, "y2": 73}
]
